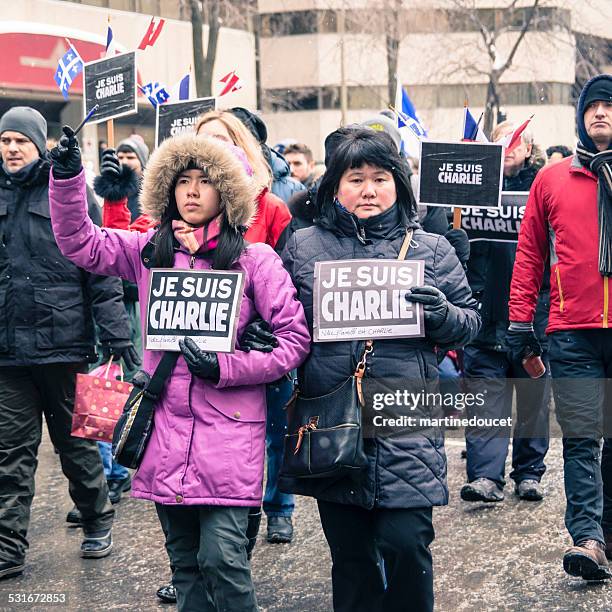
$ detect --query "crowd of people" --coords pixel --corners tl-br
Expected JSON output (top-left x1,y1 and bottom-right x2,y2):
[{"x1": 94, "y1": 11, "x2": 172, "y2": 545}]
[{"x1": 0, "y1": 72, "x2": 610, "y2": 612}]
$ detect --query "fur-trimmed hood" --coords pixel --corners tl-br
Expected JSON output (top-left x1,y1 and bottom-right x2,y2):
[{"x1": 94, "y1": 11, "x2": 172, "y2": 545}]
[{"x1": 140, "y1": 134, "x2": 258, "y2": 229}]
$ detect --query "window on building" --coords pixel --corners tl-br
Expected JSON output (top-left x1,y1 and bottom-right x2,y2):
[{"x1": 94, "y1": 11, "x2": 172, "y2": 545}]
[
  {"x1": 318, "y1": 10, "x2": 338, "y2": 34},
  {"x1": 260, "y1": 11, "x2": 318, "y2": 37}
]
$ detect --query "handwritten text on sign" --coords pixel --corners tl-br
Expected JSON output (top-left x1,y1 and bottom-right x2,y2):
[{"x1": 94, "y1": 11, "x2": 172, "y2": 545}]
[
  {"x1": 146, "y1": 269, "x2": 244, "y2": 353},
  {"x1": 313, "y1": 259, "x2": 425, "y2": 342}
]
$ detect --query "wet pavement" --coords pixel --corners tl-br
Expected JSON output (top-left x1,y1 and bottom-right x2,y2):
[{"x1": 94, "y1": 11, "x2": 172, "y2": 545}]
[{"x1": 0, "y1": 435, "x2": 610, "y2": 611}]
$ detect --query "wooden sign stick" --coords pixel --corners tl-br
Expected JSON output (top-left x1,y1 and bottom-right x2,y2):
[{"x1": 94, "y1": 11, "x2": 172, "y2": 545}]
[
  {"x1": 453, "y1": 207, "x2": 462, "y2": 229},
  {"x1": 106, "y1": 119, "x2": 115, "y2": 149}
]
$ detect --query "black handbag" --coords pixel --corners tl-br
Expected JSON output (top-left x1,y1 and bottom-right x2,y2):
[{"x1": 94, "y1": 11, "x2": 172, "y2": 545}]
[
  {"x1": 112, "y1": 351, "x2": 179, "y2": 469},
  {"x1": 280, "y1": 344, "x2": 372, "y2": 478},
  {"x1": 280, "y1": 229, "x2": 413, "y2": 479}
]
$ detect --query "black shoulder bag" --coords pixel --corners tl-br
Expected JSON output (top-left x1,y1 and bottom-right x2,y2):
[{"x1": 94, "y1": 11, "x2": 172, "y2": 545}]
[
  {"x1": 112, "y1": 352, "x2": 179, "y2": 469},
  {"x1": 280, "y1": 229, "x2": 413, "y2": 479}
]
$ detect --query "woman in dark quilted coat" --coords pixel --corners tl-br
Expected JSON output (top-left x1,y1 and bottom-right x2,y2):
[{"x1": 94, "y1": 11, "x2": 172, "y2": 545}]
[{"x1": 280, "y1": 129, "x2": 480, "y2": 612}]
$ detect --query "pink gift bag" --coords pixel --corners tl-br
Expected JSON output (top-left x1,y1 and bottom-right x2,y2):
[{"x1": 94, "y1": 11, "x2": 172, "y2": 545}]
[{"x1": 71, "y1": 359, "x2": 133, "y2": 443}]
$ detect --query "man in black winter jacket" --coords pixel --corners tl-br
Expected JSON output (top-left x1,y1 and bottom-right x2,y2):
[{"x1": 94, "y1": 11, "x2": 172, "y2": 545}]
[
  {"x1": 460, "y1": 121, "x2": 551, "y2": 504},
  {"x1": 0, "y1": 107, "x2": 136, "y2": 580}
]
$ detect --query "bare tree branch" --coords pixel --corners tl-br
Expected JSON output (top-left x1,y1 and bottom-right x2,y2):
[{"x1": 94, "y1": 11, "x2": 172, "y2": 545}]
[{"x1": 501, "y1": 0, "x2": 541, "y2": 73}]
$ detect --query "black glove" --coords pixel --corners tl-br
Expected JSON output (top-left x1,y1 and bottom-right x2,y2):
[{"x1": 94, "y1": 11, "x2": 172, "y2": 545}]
[
  {"x1": 239, "y1": 317, "x2": 278, "y2": 353},
  {"x1": 49, "y1": 125, "x2": 82, "y2": 180},
  {"x1": 444, "y1": 227, "x2": 470, "y2": 268},
  {"x1": 179, "y1": 337, "x2": 220, "y2": 382},
  {"x1": 100, "y1": 148, "x2": 121, "y2": 177},
  {"x1": 506, "y1": 325, "x2": 542, "y2": 364},
  {"x1": 406, "y1": 285, "x2": 449, "y2": 330},
  {"x1": 100, "y1": 342, "x2": 142, "y2": 372}
]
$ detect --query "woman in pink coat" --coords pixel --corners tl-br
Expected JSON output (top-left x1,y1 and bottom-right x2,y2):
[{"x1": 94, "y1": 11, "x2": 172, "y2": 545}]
[{"x1": 48, "y1": 130, "x2": 310, "y2": 611}]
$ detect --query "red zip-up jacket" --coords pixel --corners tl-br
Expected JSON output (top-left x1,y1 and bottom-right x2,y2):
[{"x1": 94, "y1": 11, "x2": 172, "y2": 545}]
[
  {"x1": 244, "y1": 188, "x2": 291, "y2": 248},
  {"x1": 102, "y1": 199, "x2": 155, "y2": 233},
  {"x1": 509, "y1": 155, "x2": 608, "y2": 333}
]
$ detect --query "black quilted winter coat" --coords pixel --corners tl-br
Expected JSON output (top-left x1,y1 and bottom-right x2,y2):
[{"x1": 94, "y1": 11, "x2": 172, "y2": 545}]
[
  {"x1": 280, "y1": 203, "x2": 480, "y2": 509},
  {"x1": 0, "y1": 159, "x2": 130, "y2": 366}
]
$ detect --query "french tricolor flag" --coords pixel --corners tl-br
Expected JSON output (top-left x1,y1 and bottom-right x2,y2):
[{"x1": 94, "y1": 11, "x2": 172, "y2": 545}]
[
  {"x1": 169, "y1": 74, "x2": 191, "y2": 101},
  {"x1": 105, "y1": 25, "x2": 118, "y2": 57},
  {"x1": 462, "y1": 106, "x2": 488, "y2": 142}
]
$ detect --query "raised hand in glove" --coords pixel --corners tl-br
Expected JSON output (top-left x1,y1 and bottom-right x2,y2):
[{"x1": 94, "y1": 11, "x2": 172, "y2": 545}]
[
  {"x1": 406, "y1": 285, "x2": 449, "y2": 330},
  {"x1": 179, "y1": 337, "x2": 220, "y2": 382},
  {"x1": 239, "y1": 317, "x2": 279, "y2": 353},
  {"x1": 49, "y1": 125, "x2": 82, "y2": 180},
  {"x1": 99, "y1": 148, "x2": 121, "y2": 177},
  {"x1": 444, "y1": 227, "x2": 470, "y2": 268},
  {"x1": 100, "y1": 342, "x2": 142, "y2": 372},
  {"x1": 506, "y1": 323, "x2": 542, "y2": 365}
]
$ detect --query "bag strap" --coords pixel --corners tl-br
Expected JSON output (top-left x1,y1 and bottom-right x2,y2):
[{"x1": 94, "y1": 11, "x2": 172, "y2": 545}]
[
  {"x1": 397, "y1": 228, "x2": 414, "y2": 261},
  {"x1": 144, "y1": 352, "x2": 180, "y2": 400},
  {"x1": 354, "y1": 228, "x2": 414, "y2": 378}
]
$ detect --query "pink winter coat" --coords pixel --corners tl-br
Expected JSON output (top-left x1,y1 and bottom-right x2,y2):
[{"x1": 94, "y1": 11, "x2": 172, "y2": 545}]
[{"x1": 49, "y1": 170, "x2": 310, "y2": 507}]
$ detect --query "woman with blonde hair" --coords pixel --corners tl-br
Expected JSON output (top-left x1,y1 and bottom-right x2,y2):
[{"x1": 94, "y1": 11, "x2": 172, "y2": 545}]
[{"x1": 195, "y1": 110, "x2": 291, "y2": 248}]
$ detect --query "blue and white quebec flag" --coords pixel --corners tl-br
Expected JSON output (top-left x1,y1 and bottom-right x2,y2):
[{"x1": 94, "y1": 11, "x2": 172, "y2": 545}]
[
  {"x1": 141, "y1": 81, "x2": 170, "y2": 108},
  {"x1": 394, "y1": 77, "x2": 427, "y2": 158},
  {"x1": 54, "y1": 46, "x2": 84, "y2": 100}
]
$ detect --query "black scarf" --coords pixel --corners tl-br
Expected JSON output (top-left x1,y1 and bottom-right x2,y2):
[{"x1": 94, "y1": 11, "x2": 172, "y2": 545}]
[
  {"x1": 576, "y1": 143, "x2": 612, "y2": 276},
  {"x1": 1, "y1": 158, "x2": 42, "y2": 186}
]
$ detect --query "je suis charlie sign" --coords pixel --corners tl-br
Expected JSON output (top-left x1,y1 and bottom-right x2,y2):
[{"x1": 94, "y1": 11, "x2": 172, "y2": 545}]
[
  {"x1": 417, "y1": 141, "x2": 504, "y2": 210},
  {"x1": 460, "y1": 192, "x2": 529, "y2": 243},
  {"x1": 155, "y1": 97, "x2": 217, "y2": 146},
  {"x1": 83, "y1": 52, "x2": 138, "y2": 123},
  {"x1": 312, "y1": 259, "x2": 425, "y2": 342},
  {"x1": 146, "y1": 269, "x2": 244, "y2": 353}
]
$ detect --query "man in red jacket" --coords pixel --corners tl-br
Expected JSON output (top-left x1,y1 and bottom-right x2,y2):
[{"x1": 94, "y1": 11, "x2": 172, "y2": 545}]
[{"x1": 508, "y1": 74, "x2": 612, "y2": 581}]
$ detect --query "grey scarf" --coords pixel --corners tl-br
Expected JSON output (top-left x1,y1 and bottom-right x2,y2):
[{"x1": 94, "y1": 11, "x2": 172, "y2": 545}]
[{"x1": 576, "y1": 143, "x2": 612, "y2": 276}]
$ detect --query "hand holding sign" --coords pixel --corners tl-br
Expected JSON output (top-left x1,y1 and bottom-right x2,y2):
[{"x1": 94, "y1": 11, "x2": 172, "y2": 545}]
[
  {"x1": 50, "y1": 125, "x2": 83, "y2": 180},
  {"x1": 405, "y1": 286, "x2": 449, "y2": 330},
  {"x1": 178, "y1": 337, "x2": 220, "y2": 382}
]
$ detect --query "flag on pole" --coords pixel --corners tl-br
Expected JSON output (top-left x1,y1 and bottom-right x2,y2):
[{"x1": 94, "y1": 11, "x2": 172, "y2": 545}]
[
  {"x1": 218, "y1": 71, "x2": 242, "y2": 97},
  {"x1": 105, "y1": 24, "x2": 118, "y2": 57},
  {"x1": 395, "y1": 78, "x2": 427, "y2": 137},
  {"x1": 462, "y1": 106, "x2": 488, "y2": 142},
  {"x1": 138, "y1": 17, "x2": 165, "y2": 50},
  {"x1": 499, "y1": 116, "x2": 534, "y2": 153},
  {"x1": 168, "y1": 73, "x2": 191, "y2": 101},
  {"x1": 393, "y1": 77, "x2": 426, "y2": 158},
  {"x1": 54, "y1": 42, "x2": 84, "y2": 100},
  {"x1": 140, "y1": 82, "x2": 170, "y2": 108}
]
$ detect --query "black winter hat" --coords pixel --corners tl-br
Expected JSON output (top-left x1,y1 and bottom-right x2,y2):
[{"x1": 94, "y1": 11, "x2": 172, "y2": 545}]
[
  {"x1": 583, "y1": 78, "x2": 612, "y2": 110},
  {"x1": 0, "y1": 106, "x2": 47, "y2": 155},
  {"x1": 576, "y1": 74, "x2": 612, "y2": 153},
  {"x1": 230, "y1": 107, "x2": 268, "y2": 144}
]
